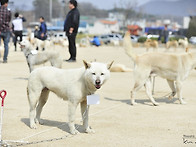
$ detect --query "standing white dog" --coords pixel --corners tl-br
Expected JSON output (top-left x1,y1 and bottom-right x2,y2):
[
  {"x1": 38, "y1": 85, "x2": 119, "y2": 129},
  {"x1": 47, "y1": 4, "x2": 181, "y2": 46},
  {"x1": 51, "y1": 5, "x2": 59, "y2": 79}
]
[
  {"x1": 27, "y1": 60, "x2": 113, "y2": 134},
  {"x1": 20, "y1": 40, "x2": 62, "y2": 72}
]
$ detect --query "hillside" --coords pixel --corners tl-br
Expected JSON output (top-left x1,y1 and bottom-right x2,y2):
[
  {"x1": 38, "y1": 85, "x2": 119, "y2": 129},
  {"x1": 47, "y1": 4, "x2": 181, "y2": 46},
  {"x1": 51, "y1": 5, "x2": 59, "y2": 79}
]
[{"x1": 139, "y1": 0, "x2": 196, "y2": 17}]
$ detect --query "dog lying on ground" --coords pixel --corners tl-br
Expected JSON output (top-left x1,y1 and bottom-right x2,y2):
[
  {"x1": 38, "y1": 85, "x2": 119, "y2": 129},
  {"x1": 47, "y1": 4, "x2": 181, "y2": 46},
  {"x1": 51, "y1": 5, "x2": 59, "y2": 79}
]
[
  {"x1": 123, "y1": 31, "x2": 196, "y2": 106},
  {"x1": 110, "y1": 64, "x2": 132, "y2": 72},
  {"x1": 144, "y1": 39, "x2": 158, "y2": 52},
  {"x1": 27, "y1": 60, "x2": 113, "y2": 134},
  {"x1": 178, "y1": 38, "x2": 188, "y2": 49},
  {"x1": 166, "y1": 40, "x2": 178, "y2": 50},
  {"x1": 20, "y1": 40, "x2": 62, "y2": 72}
]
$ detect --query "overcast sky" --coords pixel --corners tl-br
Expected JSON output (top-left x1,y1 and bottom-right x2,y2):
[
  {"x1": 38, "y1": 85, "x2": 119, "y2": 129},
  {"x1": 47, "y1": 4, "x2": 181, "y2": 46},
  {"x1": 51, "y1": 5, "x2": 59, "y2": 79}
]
[
  {"x1": 9, "y1": 0, "x2": 180, "y2": 10},
  {"x1": 77, "y1": 0, "x2": 179, "y2": 9}
]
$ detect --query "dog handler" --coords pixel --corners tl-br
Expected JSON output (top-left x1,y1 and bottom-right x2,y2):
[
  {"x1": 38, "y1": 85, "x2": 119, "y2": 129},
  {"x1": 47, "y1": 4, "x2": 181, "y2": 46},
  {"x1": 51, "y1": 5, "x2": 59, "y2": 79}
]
[
  {"x1": 0, "y1": 0, "x2": 11, "y2": 63},
  {"x1": 64, "y1": 0, "x2": 80, "y2": 62}
]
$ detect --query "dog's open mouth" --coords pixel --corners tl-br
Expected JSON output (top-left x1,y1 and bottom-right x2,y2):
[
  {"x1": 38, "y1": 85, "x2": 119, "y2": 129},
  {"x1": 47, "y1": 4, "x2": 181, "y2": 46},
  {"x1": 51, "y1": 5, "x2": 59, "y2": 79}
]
[
  {"x1": 95, "y1": 79, "x2": 101, "y2": 89},
  {"x1": 95, "y1": 84, "x2": 101, "y2": 89}
]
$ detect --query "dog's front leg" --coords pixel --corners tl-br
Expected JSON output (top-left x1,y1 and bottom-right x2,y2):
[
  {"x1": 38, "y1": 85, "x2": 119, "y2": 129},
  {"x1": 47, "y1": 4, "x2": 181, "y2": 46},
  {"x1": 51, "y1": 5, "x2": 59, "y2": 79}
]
[
  {"x1": 68, "y1": 101, "x2": 79, "y2": 135},
  {"x1": 176, "y1": 81, "x2": 186, "y2": 104},
  {"x1": 80, "y1": 100, "x2": 95, "y2": 134}
]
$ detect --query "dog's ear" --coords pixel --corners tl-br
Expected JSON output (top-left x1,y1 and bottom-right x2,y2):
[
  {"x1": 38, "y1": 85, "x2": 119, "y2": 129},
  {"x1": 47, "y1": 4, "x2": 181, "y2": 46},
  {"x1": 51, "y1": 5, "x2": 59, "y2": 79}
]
[
  {"x1": 83, "y1": 60, "x2": 91, "y2": 69},
  {"x1": 107, "y1": 61, "x2": 114, "y2": 70}
]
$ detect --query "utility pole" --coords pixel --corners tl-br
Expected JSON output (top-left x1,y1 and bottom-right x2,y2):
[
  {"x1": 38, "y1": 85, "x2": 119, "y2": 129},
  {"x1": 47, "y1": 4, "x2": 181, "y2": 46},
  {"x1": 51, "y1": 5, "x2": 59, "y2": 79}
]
[{"x1": 49, "y1": 0, "x2": 52, "y2": 22}]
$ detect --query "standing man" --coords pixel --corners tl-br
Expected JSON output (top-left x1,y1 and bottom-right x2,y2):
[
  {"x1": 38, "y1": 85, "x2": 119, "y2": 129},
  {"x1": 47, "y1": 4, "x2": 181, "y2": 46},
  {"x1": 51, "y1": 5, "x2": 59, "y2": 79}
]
[
  {"x1": 64, "y1": 0, "x2": 80, "y2": 62},
  {"x1": 0, "y1": 0, "x2": 11, "y2": 63},
  {"x1": 37, "y1": 16, "x2": 47, "y2": 41},
  {"x1": 12, "y1": 12, "x2": 26, "y2": 51}
]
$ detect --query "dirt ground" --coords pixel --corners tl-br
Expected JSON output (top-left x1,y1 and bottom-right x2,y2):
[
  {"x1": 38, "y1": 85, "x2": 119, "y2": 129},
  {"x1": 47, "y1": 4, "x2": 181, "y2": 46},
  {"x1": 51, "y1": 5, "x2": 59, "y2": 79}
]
[{"x1": 0, "y1": 44, "x2": 196, "y2": 147}]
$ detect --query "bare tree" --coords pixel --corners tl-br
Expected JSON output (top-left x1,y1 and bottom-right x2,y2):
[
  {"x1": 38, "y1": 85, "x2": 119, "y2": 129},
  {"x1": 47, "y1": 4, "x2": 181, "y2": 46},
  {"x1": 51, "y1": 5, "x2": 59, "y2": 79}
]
[
  {"x1": 33, "y1": 0, "x2": 62, "y2": 22},
  {"x1": 115, "y1": 0, "x2": 138, "y2": 31}
]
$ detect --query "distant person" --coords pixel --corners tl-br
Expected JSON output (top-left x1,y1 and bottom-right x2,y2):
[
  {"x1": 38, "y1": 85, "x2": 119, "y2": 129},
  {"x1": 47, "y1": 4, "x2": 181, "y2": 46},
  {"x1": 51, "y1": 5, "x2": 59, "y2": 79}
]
[
  {"x1": 158, "y1": 24, "x2": 169, "y2": 43},
  {"x1": 64, "y1": 0, "x2": 80, "y2": 62},
  {"x1": 0, "y1": 0, "x2": 11, "y2": 63},
  {"x1": 91, "y1": 36, "x2": 101, "y2": 47},
  {"x1": 12, "y1": 12, "x2": 26, "y2": 51},
  {"x1": 37, "y1": 16, "x2": 47, "y2": 41}
]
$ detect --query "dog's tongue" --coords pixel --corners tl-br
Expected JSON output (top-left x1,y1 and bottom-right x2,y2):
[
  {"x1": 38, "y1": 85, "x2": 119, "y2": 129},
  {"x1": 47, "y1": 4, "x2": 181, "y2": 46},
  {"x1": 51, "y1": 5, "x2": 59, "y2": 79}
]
[{"x1": 95, "y1": 84, "x2": 101, "y2": 89}]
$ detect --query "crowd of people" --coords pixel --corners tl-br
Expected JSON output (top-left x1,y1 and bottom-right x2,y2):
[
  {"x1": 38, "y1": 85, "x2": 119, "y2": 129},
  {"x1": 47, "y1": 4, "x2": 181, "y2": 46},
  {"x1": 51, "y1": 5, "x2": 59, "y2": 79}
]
[{"x1": 0, "y1": 0, "x2": 81, "y2": 64}]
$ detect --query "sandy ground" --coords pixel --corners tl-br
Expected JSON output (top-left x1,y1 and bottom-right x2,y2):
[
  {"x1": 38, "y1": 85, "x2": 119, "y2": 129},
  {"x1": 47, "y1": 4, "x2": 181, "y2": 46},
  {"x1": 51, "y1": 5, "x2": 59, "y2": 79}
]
[{"x1": 0, "y1": 44, "x2": 196, "y2": 147}]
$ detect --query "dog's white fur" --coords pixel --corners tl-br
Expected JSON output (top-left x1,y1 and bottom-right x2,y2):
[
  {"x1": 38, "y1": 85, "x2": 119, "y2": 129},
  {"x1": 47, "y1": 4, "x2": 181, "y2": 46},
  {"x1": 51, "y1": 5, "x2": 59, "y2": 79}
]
[
  {"x1": 20, "y1": 40, "x2": 62, "y2": 72},
  {"x1": 178, "y1": 38, "x2": 188, "y2": 49},
  {"x1": 34, "y1": 38, "x2": 53, "y2": 50},
  {"x1": 27, "y1": 60, "x2": 113, "y2": 134},
  {"x1": 123, "y1": 32, "x2": 196, "y2": 105}
]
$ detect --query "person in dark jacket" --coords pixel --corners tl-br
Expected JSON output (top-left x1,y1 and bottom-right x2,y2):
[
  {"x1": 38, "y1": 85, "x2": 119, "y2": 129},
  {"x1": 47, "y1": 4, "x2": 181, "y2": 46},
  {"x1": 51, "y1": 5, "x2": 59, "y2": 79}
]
[
  {"x1": 64, "y1": 0, "x2": 80, "y2": 62},
  {"x1": 37, "y1": 16, "x2": 47, "y2": 41}
]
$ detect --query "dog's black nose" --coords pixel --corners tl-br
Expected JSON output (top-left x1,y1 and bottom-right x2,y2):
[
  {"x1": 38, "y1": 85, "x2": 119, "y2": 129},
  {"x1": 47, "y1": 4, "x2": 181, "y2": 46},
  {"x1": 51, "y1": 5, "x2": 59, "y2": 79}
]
[{"x1": 95, "y1": 79, "x2": 101, "y2": 85}]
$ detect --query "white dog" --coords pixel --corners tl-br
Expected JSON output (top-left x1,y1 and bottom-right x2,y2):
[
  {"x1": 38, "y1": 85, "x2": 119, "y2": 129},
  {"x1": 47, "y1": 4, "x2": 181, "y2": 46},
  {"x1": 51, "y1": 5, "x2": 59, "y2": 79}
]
[
  {"x1": 178, "y1": 38, "x2": 188, "y2": 49},
  {"x1": 27, "y1": 60, "x2": 113, "y2": 134},
  {"x1": 20, "y1": 40, "x2": 62, "y2": 72},
  {"x1": 123, "y1": 32, "x2": 196, "y2": 106}
]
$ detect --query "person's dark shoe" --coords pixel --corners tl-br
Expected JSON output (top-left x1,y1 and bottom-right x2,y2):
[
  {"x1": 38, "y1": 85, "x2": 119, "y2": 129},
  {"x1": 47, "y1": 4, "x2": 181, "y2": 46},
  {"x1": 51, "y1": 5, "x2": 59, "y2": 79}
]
[
  {"x1": 3, "y1": 60, "x2": 7, "y2": 63},
  {"x1": 65, "y1": 59, "x2": 76, "y2": 62}
]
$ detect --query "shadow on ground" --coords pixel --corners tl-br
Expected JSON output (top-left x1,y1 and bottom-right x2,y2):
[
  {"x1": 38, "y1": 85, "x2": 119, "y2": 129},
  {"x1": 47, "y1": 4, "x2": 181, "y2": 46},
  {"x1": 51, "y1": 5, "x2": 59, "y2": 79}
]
[
  {"x1": 105, "y1": 96, "x2": 180, "y2": 106},
  {"x1": 21, "y1": 118, "x2": 85, "y2": 133},
  {"x1": 13, "y1": 77, "x2": 28, "y2": 81}
]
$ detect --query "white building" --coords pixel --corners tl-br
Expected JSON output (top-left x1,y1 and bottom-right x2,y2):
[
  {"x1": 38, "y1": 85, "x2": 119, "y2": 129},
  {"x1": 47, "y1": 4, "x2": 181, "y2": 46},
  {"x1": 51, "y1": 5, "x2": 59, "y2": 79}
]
[
  {"x1": 88, "y1": 20, "x2": 120, "y2": 35},
  {"x1": 183, "y1": 16, "x2": 190, "y2": 29}
]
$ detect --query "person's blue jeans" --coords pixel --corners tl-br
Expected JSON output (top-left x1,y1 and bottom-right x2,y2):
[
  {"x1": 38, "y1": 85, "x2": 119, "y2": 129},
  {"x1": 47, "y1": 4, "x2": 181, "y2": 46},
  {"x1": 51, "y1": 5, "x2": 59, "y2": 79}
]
[{"x1": 0, "y1": 31, "x2": 10, "y2": 61}]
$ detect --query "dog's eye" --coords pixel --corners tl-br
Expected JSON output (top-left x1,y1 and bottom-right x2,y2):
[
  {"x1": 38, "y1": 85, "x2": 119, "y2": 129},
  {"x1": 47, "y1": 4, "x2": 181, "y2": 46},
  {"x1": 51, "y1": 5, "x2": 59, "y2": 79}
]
[
  {"x1": 101, "y1": 73, "x2": 104, "y2": 75},
  {"x1": 92, "y1": 73, "x2": 96, "y2": 75}
]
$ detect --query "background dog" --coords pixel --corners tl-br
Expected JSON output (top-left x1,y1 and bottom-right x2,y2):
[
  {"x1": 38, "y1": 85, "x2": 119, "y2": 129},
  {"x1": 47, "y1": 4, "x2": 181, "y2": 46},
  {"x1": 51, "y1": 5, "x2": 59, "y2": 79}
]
[
  {"x1": 123, "y1": 31, "x2": 196, "y2": 106},
  {"x1": 144, "y1": 39, "x2": 158, "y2": 52},
  {"x1": 27, "y1": 60, "x2": 113, "y2": 134},
  {"x1": 178, "y1": 38, "x2": 188, "y2": 49},
  {"x1": 110, "y1": 64, "x2": 132, "y2": 72},
  {"x1": 166, "y1": 40, "x2": 178, "y2": 50},
  {"x1": 20, "y1": 40, "x2": 62, "y2": 72}
]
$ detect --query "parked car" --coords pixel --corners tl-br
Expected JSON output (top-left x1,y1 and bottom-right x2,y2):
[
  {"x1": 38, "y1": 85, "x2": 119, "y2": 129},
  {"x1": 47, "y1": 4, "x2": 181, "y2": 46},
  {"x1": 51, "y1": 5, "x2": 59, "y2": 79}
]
[
  {"x1": 189, "y1": 36, "x2": 196, "y2": 44},
  {"x1": 98, "y1": 33, "x2": 123, "y2": 44},
  {"x1": 54, "y1": 32, "x2": 67, "y2": 39},
  {"x1": 108, "y1": 34, "x2": 123, "y2": 41},
  {"x1": 130, "y1": 35, "x2": 139, "y2": 43},
  {"x1": 98, "y1": 35, "x2": 110, "y2": 44}
]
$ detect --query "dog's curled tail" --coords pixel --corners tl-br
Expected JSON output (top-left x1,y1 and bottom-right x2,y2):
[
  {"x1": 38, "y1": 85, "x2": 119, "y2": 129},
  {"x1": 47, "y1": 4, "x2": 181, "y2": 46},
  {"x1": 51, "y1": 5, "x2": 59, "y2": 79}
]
[{"x1": 123, "y1": 31, "x2": 137, "y2": 62}]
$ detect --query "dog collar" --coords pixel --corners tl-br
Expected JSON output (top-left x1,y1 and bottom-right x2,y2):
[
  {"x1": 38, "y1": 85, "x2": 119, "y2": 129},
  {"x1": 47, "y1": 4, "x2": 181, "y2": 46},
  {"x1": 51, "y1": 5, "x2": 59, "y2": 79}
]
[{"x1": 26, "y1": 53, "x2": 33, "y2": 59}]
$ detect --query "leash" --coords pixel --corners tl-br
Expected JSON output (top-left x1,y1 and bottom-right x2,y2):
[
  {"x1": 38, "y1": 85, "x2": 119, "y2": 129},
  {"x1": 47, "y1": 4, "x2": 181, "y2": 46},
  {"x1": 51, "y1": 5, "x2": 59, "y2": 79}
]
[{"x1": 0, "y1": 90, "x2": 7, "y2": 146}]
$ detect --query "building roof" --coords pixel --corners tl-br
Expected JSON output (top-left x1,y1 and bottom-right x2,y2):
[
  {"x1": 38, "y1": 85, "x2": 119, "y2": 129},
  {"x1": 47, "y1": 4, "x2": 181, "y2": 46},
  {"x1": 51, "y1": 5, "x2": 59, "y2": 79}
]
[
  {"x1": 127, "y1": 25, "x2": 142, "y2": 30},
  {"x1": 100, "y1": 20, "x2": 117, "y2": 25}
]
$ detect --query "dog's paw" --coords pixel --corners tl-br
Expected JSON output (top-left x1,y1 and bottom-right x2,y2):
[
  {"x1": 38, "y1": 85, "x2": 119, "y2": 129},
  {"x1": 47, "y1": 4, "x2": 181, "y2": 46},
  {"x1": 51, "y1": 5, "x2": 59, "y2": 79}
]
[
  {"x1": 153, "y1": 102, "x2": 159, "y2": 106},
  {"x1": 131, "y1": 102, "x2": 138, "y2": 106},
  {"x1": 30, "y1": 123, "x2": 37, "y2": 129},
  {"x1": 35, "y1": 118, "x2": 44, "y2": 125},
  {"x1": 180, "y1": 100, "x2": 187, "y2": 105},
  {"x1": 85, "y1": 127, "x2": 95, "y2": 134},
  {"x1": 70, "y1": 129, "x2": 80, "y2": 135}
]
